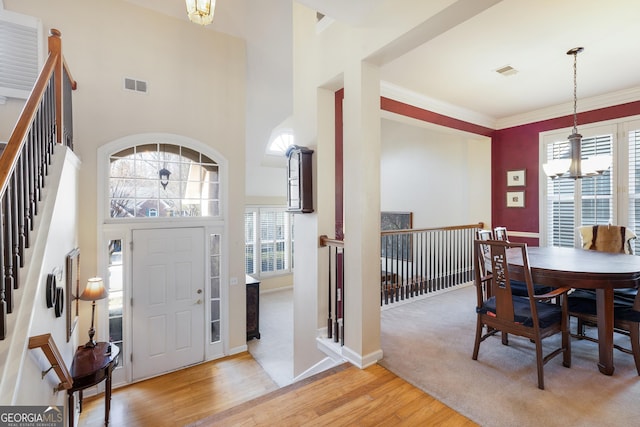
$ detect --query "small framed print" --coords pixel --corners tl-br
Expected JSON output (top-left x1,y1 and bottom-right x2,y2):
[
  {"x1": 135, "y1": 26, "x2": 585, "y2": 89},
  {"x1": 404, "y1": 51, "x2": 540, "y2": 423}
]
[
  {"x1": 507, "y1": 169, "x2": 526, "y2": 187},
  {"x1": 506, "y1": 191, "x2": 525, "y2": 208}
]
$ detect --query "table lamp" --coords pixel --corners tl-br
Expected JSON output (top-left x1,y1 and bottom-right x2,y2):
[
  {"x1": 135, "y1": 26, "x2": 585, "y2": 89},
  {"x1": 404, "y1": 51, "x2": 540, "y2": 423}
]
[{"x1": 79, "y1": 277, "x2": 108, "y2": 348}]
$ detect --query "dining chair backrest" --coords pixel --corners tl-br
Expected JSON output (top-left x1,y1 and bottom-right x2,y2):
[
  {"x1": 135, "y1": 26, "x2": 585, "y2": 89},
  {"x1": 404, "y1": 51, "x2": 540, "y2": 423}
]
[
  {"x1": 476, "y1": 229, "x2": 493, "y2": 241},
  {"x1": 475, "y1": 240, "x2": 536, "y2": 314},
  {"x1": 472, "y1": 239, "x2": 571, "y2": 389},
  {"x1": 494, "y1": 226, "x2": 509, "y2": 242},
  {"x1": 474, "y1": 230, "x2": 494, "y2": 293},
  {"x1": 578, "y1": 225, "x2": 637, "y2": 254}
]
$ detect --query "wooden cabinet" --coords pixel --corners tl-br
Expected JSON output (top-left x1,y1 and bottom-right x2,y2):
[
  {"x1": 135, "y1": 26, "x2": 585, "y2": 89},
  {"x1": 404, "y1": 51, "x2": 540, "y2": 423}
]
[{"x1": 246, "y1": 275, "x2": 261, "y2": 340}]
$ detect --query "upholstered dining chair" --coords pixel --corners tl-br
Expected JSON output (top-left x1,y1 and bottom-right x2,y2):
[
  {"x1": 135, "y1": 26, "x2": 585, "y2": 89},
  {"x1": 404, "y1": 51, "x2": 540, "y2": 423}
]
[
  {"x1": 472, "y1": 240, "x2": 572, "y2": 389},
  {"x1": 570, "y1": 224, "x2": 640, "y2": 374}
]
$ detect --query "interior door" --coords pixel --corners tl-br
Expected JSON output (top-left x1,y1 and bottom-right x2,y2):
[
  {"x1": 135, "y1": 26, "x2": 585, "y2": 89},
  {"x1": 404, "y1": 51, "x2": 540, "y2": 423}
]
[{"x1": 131, "y1": 227, "x2": 205, "y2": 380}]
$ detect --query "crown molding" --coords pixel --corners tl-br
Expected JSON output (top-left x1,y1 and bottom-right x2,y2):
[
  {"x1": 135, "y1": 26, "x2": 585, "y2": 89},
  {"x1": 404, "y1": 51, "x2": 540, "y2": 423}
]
[
  {"x1": 380, "y1": 80, "x2": 640, "y2": 133},
  {"x1": 380, "y1": 81, "x2": 496, "y2": 129},
  {"x1": 496, "y1": 86, "x2": 640, "y2": 130}
]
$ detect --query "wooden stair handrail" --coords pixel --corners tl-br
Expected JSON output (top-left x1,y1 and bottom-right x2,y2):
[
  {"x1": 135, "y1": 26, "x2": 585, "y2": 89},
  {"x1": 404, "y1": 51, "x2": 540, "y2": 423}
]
[
  {"x1": 0, "y1": 29, "x2": 76, "y2": 198},
  {"x1": 319, "y1": 235, "x2": 344, "y2": 248},
  {"x1": 0, "y1": 28, "x2": 77, "y2": 340},
  {"x1": 28, "y1": 333, "x2": 73, "y2": 391}
]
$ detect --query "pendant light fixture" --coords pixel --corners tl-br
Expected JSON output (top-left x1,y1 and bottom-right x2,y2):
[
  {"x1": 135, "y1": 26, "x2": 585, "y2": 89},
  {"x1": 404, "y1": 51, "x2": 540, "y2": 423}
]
[
  {"x1": 542, "y1": 47, "x2": 612, "y2": 179},
  {"x1": 185, "y1": 0, "x2": 216, "y2": 26}
]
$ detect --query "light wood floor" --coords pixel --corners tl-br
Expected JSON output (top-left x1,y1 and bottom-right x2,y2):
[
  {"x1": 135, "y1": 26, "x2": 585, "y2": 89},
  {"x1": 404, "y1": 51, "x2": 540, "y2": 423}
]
[{"x1": 79, "y1": 352, "x2": 476, "y2": 426}]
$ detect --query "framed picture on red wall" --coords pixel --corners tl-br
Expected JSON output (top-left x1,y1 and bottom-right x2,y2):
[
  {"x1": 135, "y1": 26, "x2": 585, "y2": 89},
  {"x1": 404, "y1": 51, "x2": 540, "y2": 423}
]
[
  {"x1": 506, "y1": 191, "x2": 525, "y2": 208},
  {"x1": 507, "y1": 169, "x2": 526, "y2": 186}
]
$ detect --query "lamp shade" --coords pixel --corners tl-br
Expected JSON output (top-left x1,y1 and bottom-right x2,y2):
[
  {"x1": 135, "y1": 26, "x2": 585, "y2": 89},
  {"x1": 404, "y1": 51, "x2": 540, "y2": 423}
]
[
  {"x1": 185, "y1": 0, "x2": 216, "y2": 26},
  {"x1": 79, "y1": 277, "x2": 108, "y2": 301}
]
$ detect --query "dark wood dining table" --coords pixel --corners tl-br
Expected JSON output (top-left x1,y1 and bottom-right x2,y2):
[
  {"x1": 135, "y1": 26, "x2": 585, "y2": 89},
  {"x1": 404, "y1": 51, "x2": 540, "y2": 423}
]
[{"x1": 507, "y1": 246, "x2": 640, "y2": 375}]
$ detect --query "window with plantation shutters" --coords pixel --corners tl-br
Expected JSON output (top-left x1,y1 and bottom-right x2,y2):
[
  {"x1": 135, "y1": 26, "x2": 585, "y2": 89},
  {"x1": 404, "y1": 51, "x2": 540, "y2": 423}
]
[
  {"x1": 627, "y1": 124, "x2": 640, "y2": 254},
  {"x1": 245, "y1": 211, "x2": 256, "y2": 274},
  {"x1": 245, "y1": 207, "x2": 293, "y2": 277},
  {"x1": 541, "y1": 118, "x2": 640, "y2": 252},
  {"x1": 0, "y1": 10, "x2": 41, "y2": 102},
  {"x1": 542, "y1": 126, "x2": 614, "y2": 248}
]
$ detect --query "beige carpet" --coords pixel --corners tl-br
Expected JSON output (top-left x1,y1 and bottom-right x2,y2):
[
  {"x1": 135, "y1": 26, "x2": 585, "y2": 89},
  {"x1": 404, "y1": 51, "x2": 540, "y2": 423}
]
[
  {"x1": 379, "y1": 284, "x2": 640, "y2": 427},
  {"x1": 247, "y1": 288, "x2": 294, "y2": 387}
]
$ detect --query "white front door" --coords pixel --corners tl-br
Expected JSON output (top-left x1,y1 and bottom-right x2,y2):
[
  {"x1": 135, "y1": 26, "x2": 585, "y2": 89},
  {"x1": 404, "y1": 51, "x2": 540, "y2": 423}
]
[{"x1": 131, "y1": 227, "x2": 205, "y2": 380}]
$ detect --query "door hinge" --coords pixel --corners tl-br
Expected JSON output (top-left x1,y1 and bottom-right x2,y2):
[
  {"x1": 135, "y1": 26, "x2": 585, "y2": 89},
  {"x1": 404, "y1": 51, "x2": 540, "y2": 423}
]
[
  {"x1": 130, "y1": 353, "x2": 133, "y2": 363},
  {"x1": 130, "y1": 240, "x2": 133, "y2": 251},
  {"x1": 130, "y1": 298, "x2": 133, "y2": 307}
]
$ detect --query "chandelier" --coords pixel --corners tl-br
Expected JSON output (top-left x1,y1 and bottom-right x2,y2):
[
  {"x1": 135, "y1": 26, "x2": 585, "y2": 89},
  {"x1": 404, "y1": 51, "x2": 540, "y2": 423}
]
[
  {"x1": 542, "y1": 47, "x2": 612, "y2": 179},
  {"x1": 185, "y1": 0, "x2": 216, "y2": 26}
]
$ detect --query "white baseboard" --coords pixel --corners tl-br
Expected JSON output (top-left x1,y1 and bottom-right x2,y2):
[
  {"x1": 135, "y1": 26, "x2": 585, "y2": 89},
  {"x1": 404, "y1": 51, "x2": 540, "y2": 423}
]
[
  {"x1": 228, "y1": 344, "x2": 248, "y2": 356},
  {"x1": 342, "y1": 346, "x2": 384, "y2": 369},
  {"x1": 292, "y1": 355, "x2": 342, "y2": 383}
]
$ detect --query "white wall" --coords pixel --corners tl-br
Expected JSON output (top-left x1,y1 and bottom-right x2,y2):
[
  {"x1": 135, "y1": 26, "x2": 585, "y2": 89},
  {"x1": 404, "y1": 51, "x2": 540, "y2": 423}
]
[
  {"x1": 292, "y1": 0, "x2": 496, "y2": 376},
  {"x1": 381, "y1": 118, "x2": 491, "y2": 227},
  {"x1": 0, "y1": 147, "x2": 79, "y2": 407},
  {"x1": 2, "y1": 0, "x2": 248, "y2": 353}
]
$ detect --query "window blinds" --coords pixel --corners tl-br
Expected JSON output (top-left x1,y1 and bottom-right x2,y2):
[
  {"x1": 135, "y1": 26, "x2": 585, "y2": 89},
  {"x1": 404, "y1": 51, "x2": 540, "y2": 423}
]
[
  {"x1": 545, "y1": 134, "x2": 613, "y2": 247},
  {"x1": 0, "y1": 14, "x2": 39, "y2": 102}
]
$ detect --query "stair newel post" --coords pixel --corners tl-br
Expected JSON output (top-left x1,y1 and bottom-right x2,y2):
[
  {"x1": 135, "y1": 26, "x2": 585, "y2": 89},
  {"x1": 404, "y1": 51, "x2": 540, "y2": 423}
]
[{"x1": 48, "y1": 29, "x2": 63, "y2": 146}]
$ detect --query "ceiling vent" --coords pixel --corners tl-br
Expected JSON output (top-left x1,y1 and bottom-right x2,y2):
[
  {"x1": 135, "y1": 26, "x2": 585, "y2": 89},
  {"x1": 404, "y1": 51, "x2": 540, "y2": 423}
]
[
  {"x1": 123, "y1": 77, "x2": 148, "y2": 93},
  {"x1": 495, "y1": 65, "x2": 518, "y2": 76}
]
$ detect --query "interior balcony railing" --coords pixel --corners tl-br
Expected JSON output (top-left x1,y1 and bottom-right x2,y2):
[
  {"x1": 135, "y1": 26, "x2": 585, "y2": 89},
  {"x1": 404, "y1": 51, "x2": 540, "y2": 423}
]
[
  {"x1": 381, "y1": 222, "x2": 483, "y2": 305},
  {"x1": 0, "y1": 29, "x2": 77, "y2": 340},
  {"x1": 320, "y1": 222, "x2": 483, "y2": 348}
]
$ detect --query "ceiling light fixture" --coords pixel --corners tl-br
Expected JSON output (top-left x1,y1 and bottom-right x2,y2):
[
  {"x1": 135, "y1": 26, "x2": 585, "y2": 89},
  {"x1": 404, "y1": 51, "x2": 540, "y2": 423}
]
[
  {"x1": 185, "y1": 0, "x2": 216, "y2": 26},
  {"x1": 543, "y1": 47, "x2": 612, "y2": 179}
]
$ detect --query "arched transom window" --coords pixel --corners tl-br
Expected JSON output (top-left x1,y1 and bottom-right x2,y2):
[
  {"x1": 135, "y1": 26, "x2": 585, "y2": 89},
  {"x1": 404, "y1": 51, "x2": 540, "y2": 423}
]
[{"x1": 109, "y1": 143, "x2": 220, "y2": 218}]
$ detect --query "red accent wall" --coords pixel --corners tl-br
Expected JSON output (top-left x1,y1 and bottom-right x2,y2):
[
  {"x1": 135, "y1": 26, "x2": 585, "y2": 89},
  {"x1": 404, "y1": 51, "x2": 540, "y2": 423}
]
[
  {"x1": 337, "y1": 91, "x2": 640, "y2": 245},
  {"x1": 335, "y1": 89, "x2": 344, "y2": 239},
  {"x1": 381, "y1": 97, "x2": 494, "y2": 137},
  {"x1": 492, "y1": 101, "x2": 640, "y2": 244}
]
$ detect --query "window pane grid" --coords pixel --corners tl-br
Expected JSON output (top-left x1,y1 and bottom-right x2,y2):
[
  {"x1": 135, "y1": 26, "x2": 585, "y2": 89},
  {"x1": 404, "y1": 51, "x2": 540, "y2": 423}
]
[
  {"x1": 546, "y1": 134, "x2": 613, "y2": 247},
  {"x1": 245, "y1": 208, "x2": 293, "y2": 276},
  {"x1": 629, "y1": 129, "x2": 640, "y2": 254},
  {"x1": 109, "y1": 144, "x2": 220, "y2": 218}
]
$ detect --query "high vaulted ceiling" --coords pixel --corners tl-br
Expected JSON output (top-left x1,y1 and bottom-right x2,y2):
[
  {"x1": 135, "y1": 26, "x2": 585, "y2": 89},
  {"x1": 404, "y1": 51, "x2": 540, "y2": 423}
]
[{"x1": 127, "y1": 0, "x2": 640, "y2": 130}]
